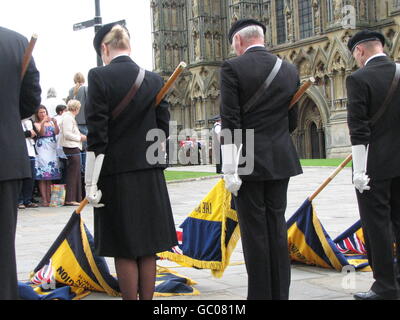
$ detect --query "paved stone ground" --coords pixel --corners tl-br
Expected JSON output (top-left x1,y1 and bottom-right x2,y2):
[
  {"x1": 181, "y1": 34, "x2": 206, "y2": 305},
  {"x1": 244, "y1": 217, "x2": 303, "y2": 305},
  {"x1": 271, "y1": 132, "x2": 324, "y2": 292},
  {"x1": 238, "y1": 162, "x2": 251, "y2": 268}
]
[{"x1": 15, "y1": 165, "x2": 373, "y2": 300}]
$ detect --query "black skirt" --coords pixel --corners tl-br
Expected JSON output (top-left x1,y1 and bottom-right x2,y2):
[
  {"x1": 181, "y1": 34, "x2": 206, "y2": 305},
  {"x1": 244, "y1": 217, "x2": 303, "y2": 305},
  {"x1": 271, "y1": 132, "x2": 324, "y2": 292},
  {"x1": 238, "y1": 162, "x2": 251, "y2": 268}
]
[{"x1": 94, "y1": 168, "x2": 177, "y2": 259}]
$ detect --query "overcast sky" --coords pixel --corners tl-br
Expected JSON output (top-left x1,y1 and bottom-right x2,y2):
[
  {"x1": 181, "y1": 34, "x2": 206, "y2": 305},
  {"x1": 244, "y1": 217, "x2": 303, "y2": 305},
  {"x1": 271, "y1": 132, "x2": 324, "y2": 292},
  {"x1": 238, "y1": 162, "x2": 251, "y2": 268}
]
[{"x1": 0, "y1": 0, "x2": 153, "y2": 101}]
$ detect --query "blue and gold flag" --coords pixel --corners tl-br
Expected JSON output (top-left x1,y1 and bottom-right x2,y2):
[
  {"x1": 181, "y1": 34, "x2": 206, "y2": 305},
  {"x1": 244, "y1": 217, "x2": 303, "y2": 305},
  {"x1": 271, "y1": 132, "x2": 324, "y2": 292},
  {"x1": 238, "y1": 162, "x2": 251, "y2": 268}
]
[
  {"x1": 158, "y1": 179, "x2": 241, "y2": 278},
  {"x1": 22, "y1": 213, "x2": 199, "y2": 300},
  {"x1": 30, "y1": 213, "x2": 120, "y2": 297},
  {"x1": 287, "y1": 199, "x2": 370, "y2": 271}
]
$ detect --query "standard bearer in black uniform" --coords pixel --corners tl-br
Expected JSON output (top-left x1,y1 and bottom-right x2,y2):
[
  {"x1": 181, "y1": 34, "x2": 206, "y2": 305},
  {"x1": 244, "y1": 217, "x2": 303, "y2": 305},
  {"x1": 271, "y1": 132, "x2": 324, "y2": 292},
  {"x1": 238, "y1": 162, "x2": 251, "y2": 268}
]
[
  {"x1": 347, "y1": 30, "x2": 400, "y2": 300},
  {"x1": 0, "y1": 26, "x2": 41, "y2": 299},
  {"x1": 220, "y1": 19, "x2": 302, "y2": 300},
  {"x1": 85, "y1": 23, "x2": 177, "y2": 300}
]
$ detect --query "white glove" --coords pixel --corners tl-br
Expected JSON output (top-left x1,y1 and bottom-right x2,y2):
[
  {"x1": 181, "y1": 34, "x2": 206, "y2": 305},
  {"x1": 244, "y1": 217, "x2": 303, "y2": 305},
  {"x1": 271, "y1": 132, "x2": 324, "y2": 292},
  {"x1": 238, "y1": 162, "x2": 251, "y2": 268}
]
[
  {"x1": 85, "y1": 151, "x2": 105, "y2": 208},
  {"x1": 221, "y1": 144, "x2": 243, "y2": 197},
  {"x1": 352, "y1": 145, "x2": 370, "y2": 194}
]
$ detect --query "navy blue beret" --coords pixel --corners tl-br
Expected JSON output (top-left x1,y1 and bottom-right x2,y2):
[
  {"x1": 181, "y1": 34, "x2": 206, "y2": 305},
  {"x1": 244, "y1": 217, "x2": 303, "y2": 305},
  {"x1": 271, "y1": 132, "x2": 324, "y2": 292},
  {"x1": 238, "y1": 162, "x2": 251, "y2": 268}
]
[
  {"x1": 93, "y1": 22, "x2": 129, "y2": 57},
  {"x1": 347, "y1": 30, "x2": 386, "y2": 53},
  {"x1": 228, "y1": 19, "x2": 266, "y2": 44}
]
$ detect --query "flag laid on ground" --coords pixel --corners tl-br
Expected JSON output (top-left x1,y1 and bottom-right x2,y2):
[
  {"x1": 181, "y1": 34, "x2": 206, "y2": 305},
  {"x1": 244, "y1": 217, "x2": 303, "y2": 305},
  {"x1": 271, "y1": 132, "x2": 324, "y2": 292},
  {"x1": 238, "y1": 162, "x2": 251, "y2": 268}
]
[
  {"x1": 155, "y1": 266, "x2": 199, "y2": 297},
  {"x1": 158, "y1": 179, "x2": 241, "y2": 278},
  {"x1": 30, "y1": 213, "x2": 120, "y2": 297},
  {"x1": 23, "y1": 212, "x2": 199, "y2": 300},
  {"x1": 18, "y1": 282, "x2": 90, "y2": 300},
  {"x1": 333, "y1": 220, "x2": 370, "y2": 270},
  {"x1": 287, "y1": 199, "x2": 370, "y2": 271}
]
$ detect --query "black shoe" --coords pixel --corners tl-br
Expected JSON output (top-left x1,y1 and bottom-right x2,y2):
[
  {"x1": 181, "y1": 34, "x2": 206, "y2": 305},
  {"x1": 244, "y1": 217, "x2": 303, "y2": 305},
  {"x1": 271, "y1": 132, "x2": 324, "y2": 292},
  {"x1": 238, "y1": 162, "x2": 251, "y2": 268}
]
[{"x1": 353, "y1": 290, "x2": 386, "y2": 300}]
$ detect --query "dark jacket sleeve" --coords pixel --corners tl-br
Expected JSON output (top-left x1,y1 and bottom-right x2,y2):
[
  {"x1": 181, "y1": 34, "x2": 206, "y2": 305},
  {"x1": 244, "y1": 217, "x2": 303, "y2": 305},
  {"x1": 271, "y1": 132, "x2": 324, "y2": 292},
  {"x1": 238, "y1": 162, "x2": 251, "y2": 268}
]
[
  {"x1": 220, "y1": 60, "x2": 242, "y2": 135},
  {"x1": 156, "y1": 99, "x2": 170, "y2": 140},
  {"x1": 288, "y1": 105, "x2": 299, "y2": 134},
  {"x1": 86, "y1": 68, "x2": 109, "y2": 156},
  {"x1": 346, "y1": 74, "x2": 370, "y2": 146},
  {"x1": 288, "y1": 77, "x2": 300, "y2": 134},
  {"x1": 20, "y1": 57, "x2": 41, "y2": 119}
]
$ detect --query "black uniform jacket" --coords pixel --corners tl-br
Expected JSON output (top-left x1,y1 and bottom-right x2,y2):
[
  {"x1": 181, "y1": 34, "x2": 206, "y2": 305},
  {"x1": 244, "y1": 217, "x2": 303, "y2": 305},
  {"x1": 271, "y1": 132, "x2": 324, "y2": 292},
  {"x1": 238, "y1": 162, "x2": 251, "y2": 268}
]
[
  {"x1": 220, "y1": 46, "x2": 302, "y2": 181},
  {"x1": 0, "y1": 27, "x2": 41, "y2": 182},
  {"x1": 86, "y1": 56, "x2": 170, "y2": 177},
  {"x1": 347, "y1": 55, "x2": 400, "y2": 180}
]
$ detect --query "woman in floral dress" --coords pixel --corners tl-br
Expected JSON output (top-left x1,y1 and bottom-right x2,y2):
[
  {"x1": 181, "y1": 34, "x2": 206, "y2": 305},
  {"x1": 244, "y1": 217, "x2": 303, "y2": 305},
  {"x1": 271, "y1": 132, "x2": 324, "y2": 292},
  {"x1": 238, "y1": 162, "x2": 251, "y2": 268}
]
[{"x1": 34, "y1": 105, "x2": 61, "y2": 206}]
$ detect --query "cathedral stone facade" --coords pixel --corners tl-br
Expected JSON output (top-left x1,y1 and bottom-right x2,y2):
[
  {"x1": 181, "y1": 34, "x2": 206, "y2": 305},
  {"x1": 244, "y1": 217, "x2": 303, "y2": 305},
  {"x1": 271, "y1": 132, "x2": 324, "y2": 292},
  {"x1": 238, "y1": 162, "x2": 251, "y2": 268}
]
[{"x1": 151, "y1": 0, "x2": 400, "y2": 159}]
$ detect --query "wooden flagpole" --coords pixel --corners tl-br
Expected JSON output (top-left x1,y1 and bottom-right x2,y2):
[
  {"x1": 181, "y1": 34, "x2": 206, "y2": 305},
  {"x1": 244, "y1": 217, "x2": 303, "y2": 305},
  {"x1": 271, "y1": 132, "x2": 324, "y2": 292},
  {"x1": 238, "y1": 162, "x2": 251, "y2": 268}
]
[
  {"x1": 21, "y1": 34, "x2": 38, "y2": 79},
  {"x1": 308, "y1": 154, "x2": 353, "y2": 202},
  {"x1": 155, "y1": 61, "x2": 187, "y2": 106}
]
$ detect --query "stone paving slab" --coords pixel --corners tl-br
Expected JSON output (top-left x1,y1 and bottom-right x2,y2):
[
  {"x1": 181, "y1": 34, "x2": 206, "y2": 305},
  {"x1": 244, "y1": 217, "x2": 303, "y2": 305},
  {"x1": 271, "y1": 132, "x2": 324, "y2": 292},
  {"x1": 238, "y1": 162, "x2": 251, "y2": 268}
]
[{"x1": 15, "y1": 166, "x2": 373, "y2": 300}]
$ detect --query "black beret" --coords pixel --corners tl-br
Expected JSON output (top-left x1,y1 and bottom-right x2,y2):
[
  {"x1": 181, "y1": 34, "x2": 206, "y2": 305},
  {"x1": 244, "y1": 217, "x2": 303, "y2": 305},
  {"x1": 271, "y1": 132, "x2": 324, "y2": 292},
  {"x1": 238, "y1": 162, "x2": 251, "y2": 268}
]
[
  {"x1": 228, "y1": 19, "x2": 266, "y2": 44},
  {"x1": 93, "y1": 22, "x2": 129, "y2": 57},
  {"x1": 347, "y1": 30, "x2": 386, "y2": 53}
]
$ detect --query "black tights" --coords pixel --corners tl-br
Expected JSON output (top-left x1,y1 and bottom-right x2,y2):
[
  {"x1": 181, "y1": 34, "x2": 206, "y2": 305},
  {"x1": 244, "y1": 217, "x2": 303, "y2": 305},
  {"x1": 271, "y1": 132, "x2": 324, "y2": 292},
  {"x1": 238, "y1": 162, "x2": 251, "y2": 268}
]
[{"x1": 114, "y1": 255, "x2": 156, "y2": 300}]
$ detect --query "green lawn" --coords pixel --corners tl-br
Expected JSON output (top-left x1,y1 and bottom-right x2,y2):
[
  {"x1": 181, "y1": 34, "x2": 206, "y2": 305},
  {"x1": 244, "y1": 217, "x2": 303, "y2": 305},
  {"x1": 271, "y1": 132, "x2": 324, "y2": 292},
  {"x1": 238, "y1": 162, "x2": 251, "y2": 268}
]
[
  {"x1": 300, "y1": 159, "x2": 352, "y2": 167},
  {"x1": 164, "y1": 159, "x2": 352, "y2": 181},
  {"x1": 164, "y1": 171, "x2": 219, "y2": 181}
]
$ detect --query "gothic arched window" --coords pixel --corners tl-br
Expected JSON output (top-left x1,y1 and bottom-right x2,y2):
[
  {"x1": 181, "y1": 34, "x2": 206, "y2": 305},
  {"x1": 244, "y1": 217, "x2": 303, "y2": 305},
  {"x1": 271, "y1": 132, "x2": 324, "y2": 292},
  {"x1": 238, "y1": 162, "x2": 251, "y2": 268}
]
[
  {"x1": 276, "y1": 0, "x2": 286, "y2": 44},
  {"x1": 299, "y1": 0, "x2": 313, "y2": 39}
]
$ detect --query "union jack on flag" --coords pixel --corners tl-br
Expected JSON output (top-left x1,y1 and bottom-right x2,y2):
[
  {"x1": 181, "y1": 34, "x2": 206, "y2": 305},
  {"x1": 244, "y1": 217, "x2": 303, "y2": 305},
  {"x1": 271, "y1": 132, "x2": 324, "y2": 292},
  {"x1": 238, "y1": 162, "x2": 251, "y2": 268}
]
[
  {"x1": 31, "y1": 260, "x2": 54, "y2": 286},
  {"x1": 334, "y1": 220, "x2": 367, "y2": 255}
]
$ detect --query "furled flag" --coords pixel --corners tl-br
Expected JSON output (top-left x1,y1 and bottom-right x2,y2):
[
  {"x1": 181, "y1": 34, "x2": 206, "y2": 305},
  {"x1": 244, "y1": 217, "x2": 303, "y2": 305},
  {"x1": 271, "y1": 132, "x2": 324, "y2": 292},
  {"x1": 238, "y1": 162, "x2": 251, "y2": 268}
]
[
  {"x1": 21, "y1": 212, "x2": 199, "y2": 300},
  {"x1": 158, "y1": 179, "x2": 241, "y2": 278},
  {"x1": 287, "y1": 199, "x2": 370, "y2": 271}
]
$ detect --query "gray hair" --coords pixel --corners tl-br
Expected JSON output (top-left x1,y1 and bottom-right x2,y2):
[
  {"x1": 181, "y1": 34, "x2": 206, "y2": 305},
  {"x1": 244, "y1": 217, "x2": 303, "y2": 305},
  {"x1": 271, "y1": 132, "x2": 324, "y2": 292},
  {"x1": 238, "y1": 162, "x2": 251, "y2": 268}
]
[
  {"x1": 236, "y1": 25, "x2": 264, "y2": 41},
  {"x1": 47, "y1": 87, "x2": 57, "y2": 98}
]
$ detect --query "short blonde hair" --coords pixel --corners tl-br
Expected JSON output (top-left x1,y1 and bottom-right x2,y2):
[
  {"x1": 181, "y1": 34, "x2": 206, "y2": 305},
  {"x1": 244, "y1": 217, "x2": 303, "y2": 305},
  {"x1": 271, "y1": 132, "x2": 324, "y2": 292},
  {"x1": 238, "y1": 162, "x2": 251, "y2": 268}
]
[
  {"x1": 67, "y1": 99, "x2": 81, "y2": 113},
  {"x1": 102, "y1": 24, "x2": 131, "y2": 51}
]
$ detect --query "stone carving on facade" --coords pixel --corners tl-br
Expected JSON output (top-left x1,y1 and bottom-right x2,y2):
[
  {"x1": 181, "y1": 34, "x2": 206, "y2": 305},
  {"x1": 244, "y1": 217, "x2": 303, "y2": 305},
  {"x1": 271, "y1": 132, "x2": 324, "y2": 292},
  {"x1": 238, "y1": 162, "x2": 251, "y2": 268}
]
[
  {"x1": 334, "y1": 0, "x2": 343, "y2": 23},
  {"x1": 312, "y1": 0, "x2": 321, "y2": 35},
  {"x1": 359, "y1": 0, "x2": 367, "y2": 20},
  {"x1": 285, "y1": 2, "x2": 293, "y2": 42}
]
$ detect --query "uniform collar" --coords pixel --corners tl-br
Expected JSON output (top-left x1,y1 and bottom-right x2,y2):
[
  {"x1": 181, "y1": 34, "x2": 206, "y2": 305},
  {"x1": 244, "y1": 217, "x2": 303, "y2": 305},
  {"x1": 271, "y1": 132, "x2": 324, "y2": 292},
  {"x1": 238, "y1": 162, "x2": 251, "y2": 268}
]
[
  {"x1": 244, "y1": 44, "x2": 265, "y2": 53},
  {"x1": 110, "y1": 55, "x2": 132, "y2": 64},
  {"x1": 365, "y1": 53, "x2": 387, "y2": 66}
]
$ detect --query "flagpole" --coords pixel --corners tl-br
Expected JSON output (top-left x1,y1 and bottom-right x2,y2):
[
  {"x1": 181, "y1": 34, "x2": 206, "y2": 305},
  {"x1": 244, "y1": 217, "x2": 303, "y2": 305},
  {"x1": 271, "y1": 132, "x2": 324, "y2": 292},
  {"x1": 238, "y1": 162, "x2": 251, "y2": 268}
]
[
  {"x1": 308, "y1": 154, "x2": 353, "y2": 202},
  {"x1": 155, "y1": 61, "x2": 187, "y2": 106},
  {"x1": 21, "y1": 34, "x2": 38, "y2": 79},
  {"x1": 289, "y1": 77, "x2": 316, "y2": 110}
]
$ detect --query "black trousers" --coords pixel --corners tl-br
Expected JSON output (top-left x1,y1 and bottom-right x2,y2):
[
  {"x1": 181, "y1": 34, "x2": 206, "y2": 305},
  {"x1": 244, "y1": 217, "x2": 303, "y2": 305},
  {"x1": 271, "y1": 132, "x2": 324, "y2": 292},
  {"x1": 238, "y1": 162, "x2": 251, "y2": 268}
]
[
  {"x1": 0, "y1": 179, "x2": 21, "y2": 300},
  {"x1": 18, "y1": 157, "x2": 35, "y2": 205},
  {"x1": 234, "y1": 178, "x2": 291, "y2": 300},
  {"x1": 356, "y1": 176, "x2": 400, "y2": 299}
]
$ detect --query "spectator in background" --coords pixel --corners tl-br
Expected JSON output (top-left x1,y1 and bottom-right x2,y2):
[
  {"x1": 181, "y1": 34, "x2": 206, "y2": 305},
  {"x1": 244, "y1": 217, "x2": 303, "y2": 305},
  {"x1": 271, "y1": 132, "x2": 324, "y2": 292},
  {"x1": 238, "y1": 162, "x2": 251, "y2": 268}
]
[
  {"x1": 67, "y1": 72, "x2": 88, "y2": 177},
  {"x1": 54, "y1": 105, "x2": 67, "y2": 183},
  {"x1": 60, "y1": 99, "x2": 86, "y2": 206},
  {"x1": 34, "y1": 105, "x2": 61, "y2": 206},
  {"x1": 54, "y1": 104, "x2": 67, "y2": 123},
  {"x1": 18, "y1": 119, "x2": 39, "y2": 209},
  {"x1": 67, "y1": 72, "x2": 88, "y2": 137},
  {"x1": 42, "y1": 87, "x2": 65, "y2": 118}
]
